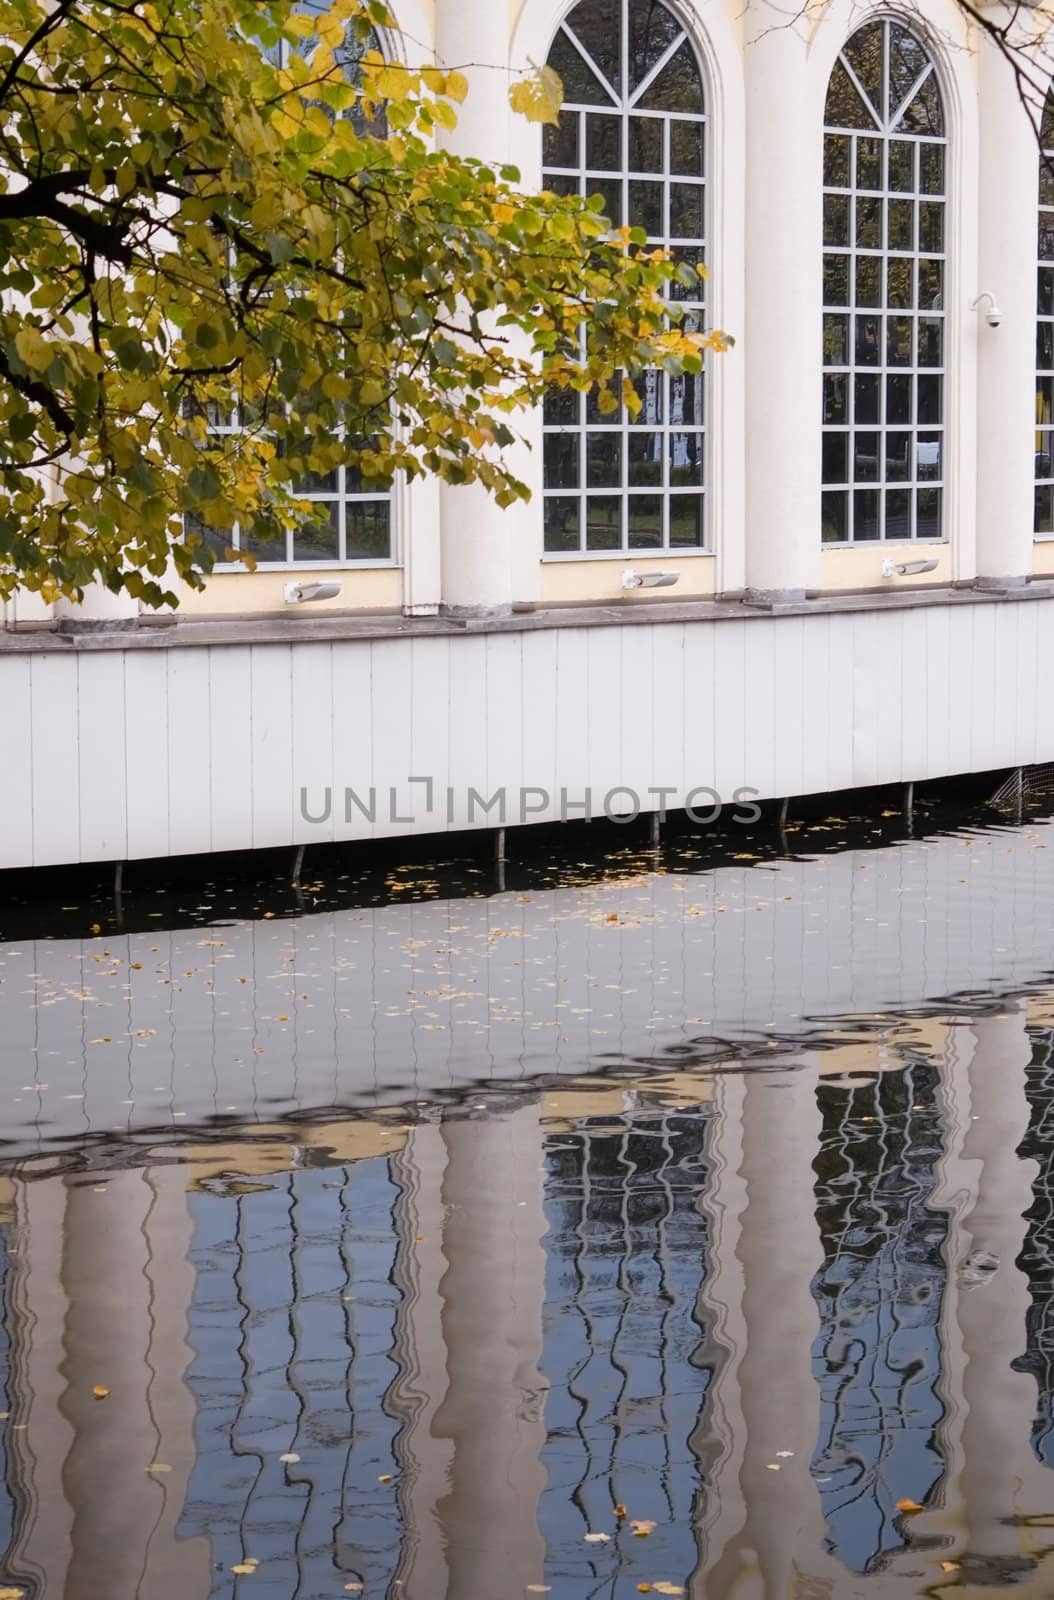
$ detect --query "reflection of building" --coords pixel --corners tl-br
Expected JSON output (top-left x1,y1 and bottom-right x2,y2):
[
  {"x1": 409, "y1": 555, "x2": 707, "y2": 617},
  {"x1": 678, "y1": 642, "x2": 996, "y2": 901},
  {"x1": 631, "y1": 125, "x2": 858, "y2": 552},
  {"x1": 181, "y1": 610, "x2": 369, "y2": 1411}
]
[{"x1": 6, "y1": 1019, "x2": 1054, "y2": 1594}]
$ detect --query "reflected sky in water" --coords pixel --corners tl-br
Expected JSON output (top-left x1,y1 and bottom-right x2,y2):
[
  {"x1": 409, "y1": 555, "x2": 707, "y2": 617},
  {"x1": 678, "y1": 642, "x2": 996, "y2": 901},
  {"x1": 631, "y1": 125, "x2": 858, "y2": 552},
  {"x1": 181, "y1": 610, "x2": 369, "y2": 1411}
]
[{"x1": 1, "y1": 818, "x2": 1054, "y2": 1596}]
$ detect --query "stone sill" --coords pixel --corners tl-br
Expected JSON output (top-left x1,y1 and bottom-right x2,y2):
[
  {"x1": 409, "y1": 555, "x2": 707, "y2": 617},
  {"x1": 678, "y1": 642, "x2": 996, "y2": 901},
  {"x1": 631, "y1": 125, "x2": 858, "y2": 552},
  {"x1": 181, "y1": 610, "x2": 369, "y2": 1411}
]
[{"x1": 2, "y1": 579, "x2": 1053, "y2": 652}]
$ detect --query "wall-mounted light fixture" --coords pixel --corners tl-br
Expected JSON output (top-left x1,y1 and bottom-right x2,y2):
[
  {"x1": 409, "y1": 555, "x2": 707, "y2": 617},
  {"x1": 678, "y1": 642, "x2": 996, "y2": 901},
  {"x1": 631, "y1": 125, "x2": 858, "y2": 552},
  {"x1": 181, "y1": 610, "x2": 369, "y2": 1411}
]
[
  {"x1": 881, "y1": 557, "x2": 939, "y2": 578},
  {"x1": 621, "y1": 569, "x2": 680, "y2": 591},
  {"x1": 284, "y1": 581, "x2": 343, "y2": 604}
]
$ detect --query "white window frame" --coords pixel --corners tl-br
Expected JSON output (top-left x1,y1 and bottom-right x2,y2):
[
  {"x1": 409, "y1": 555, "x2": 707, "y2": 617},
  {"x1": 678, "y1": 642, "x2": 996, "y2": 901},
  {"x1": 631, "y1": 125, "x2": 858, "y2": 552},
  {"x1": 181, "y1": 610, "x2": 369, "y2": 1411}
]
[
  {"x1": 821, "y1": 16, "x2": 947, "y2": 546},
  {"x1": 205, "y1": 10, "x2": 398, "y2": 572},
  {"x1": 541, "y1": 0, "x2": 710, "y2": 560}
]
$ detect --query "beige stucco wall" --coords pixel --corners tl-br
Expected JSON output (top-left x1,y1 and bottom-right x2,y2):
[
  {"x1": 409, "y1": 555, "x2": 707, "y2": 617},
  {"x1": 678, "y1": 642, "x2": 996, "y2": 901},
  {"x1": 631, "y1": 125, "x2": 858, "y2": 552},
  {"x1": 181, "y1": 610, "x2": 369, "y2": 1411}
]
[{"x1": 172, "y1": 567, "x2": 403, "y2": 616}]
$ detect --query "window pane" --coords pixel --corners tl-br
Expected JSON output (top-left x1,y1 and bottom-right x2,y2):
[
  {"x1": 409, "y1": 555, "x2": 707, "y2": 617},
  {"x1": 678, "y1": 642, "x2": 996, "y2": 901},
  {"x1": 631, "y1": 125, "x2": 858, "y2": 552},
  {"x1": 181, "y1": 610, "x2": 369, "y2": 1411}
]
[
  {"x1": 917, "y1": 433, "x2": 942, "y2": 480},
  {"x1": 917, "y1": 374, "x2": 942, "y2": 424},
  {"x1": 885, "y1": 488, "x2": 912, "y2": 539},
  {"x1": 822, "y1": 431, "x2": 849, "y2": 483},
  {"x1": 544, "y1": 111, "x2": 579, "y2": 169},
  {"x1": 586, "y1": 495, "x2": 621, "y2": 549},
  {"x1": 822, "y1": 490, "x2": 849, "y2": 543},
  {"x1": 293, "y1": 502, "x2": 340, "y2": 562},
  {"x1": 854, "y1": 432, "x2": 880, "y2": 482},
  {"x1": 629, "y1": 180, "x2": 663, "y2": 234},
  {"x1": 855, "y1": 196, "x2": 882, "y2": 248},
  {"x1": 544, "y1": 386, "x2": 579, "y2": 426},
  {"x1": 1037, "y1": 433, "x2": 1053, "y2": 480},
  {"x1": 885, "y1": 432, "x2": 911, "y2": 481},
  {"x1": 854, "y1": 489, "x2": 881, "y2": 540},
  {"x1": 669, "y1": 494, "x2": 705, "y2": 547},
  {"x1": 916, "y1": 486, "x2": 941, "y2": 538},
  {"x1": 824, "y1": 193, "x2": 851, "y2": 246},
  {"x1": 670, "y1": 432, "x2": 705, "y2": 486},
  {"x1": 587, "y1": 376, "x2": 623, "y2": 424},
  {"x1": 887, "y1": 316, "x2": 913, "y2": 366},
  {"x1": 855, "y1": 316, "x2": 881, "y2": 365},
  {"x1": 855, "y1": 256, "x2": 881, "y2": 308},
  {"x1": 824, "y1": 315, "x2": 850, "y2": 366},
  {"x1": 886, "y1": 374, "x2": 911, "y2": 425},
  {"x1": 918, "y1": 319, "x2": 943, "y2": 368},
  {"x1": 629, "y1": 116, "x2": 663, "y2": 173},
  {"x1": 824, "y1": 375, "x2": 849, "y2": 425},
  {"x1": 588, "y1": 177, "x2": 621, "y2": 226},
  {"x1": 918, "y1": 201, "x2": 944, "y2": 253},
  {"x1": 587, "y1": 432, "x2": 621, "y2": 487},
  {"x1": 1036, "y1": 485, "x2": 1054, "y2": 535},
  {"x1": 670, "y1": 371, "x2": 703, "y2": 426},
  {"x1": 670, "y1": 120, "x2": 704, "y2": 177},
  {"x1": 824, "y1": 134, "x2": 851, "y2": 187},
  {"x1": 544, "y1": 496, "x2": 581, "y2": 551},
  {"x1": 628, "y1": 495, "x2": 663, "y2": 547},
  {"x1": 629, "y1": 432, "x2": 663, "y2": 486},
  {"x1": 631, "y1": 371, "x2": 664, "y2": 425},
  {"x1": 545, "y1": 432, "x2": 579, "y2": 489},
  {"x1": 888, "y1": 198, "x2": 914, "y2": 251},
  {"x1": 824, "y1": 254, "x2": 850, "y2": 307},
  {"x1": 1039, "y1": 267, "x2": 1054, "y2": 316},
  {"x1": 586, "y1": 114, "x2": 621, "y2": 171},
  {"x1": 670, "y1": 183, "x2": 704, "y2": 238},
  {"x1": 856, "y1": 138, "x2": 882, "y2": 191},
  {"x1": 919, "y1": 143, "x2": 944, "y2": 195},
  {"x1": 855, "y1": 374, "x2": 881, "y2": 424},
  {"x1": 344, "y1": 501, "x2": 391, "y2": 561},
  {"x1": 887, "y1": 258, "x2": 914, "y2": 309},
  {"x1": 888, "y1": 140, "x2": 915, "y2": 192}
]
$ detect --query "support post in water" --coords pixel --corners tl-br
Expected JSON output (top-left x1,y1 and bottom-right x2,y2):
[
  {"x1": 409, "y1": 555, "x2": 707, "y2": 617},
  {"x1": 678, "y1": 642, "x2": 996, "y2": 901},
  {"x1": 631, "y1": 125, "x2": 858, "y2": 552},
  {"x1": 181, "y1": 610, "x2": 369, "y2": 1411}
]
[
  {"x1": 904, "y1": 780, "x2": 915, "y2": 828},
  {"x1": 1014, "y1": 765, "x2": 1024, "y2": 824},
  {"x1": 291, "y1": 844, "x2": 306, "y2": 889},
  {"x1": 495, "y1": 827, "x2": 507, "y2": 864},
  {"x1": 650, "y1": 811, "x2": 662, "y2": 848}
]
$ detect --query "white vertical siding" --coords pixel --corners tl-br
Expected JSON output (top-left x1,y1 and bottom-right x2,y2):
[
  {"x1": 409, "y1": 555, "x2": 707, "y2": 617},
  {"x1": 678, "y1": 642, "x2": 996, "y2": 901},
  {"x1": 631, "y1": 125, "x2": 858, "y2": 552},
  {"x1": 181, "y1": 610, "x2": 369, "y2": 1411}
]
[{"x1": 3, "y1": 596, "x2": 1054, "y2": 870}]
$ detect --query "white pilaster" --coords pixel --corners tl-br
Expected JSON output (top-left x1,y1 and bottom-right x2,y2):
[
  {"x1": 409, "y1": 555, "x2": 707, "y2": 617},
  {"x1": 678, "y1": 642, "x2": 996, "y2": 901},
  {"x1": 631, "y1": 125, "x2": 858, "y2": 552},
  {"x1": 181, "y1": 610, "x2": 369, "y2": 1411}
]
[
  {"x1": 54, "y1": 581, "x2": 139, "y2": 630},
  {"x1": 975, "y1": 23, "x2": 1038, "y2": 588},
  {"x1": 433, "y1": 0, "x2": 538, "y2": 615},
  {"x1": 742, "y1": 3, "x2": 822, "y2": 602}
]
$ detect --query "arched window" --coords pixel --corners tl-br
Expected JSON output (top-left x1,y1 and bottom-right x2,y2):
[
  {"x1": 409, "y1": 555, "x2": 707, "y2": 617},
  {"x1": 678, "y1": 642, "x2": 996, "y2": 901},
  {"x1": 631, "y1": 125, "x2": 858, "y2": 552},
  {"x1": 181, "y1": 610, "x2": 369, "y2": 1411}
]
[
  {"x1": 1036, "y1": 89, "x2": 1054, "y2": 536},
  {"x1": 821, "y1": 19, "x2": 945, "y2": 545},
  {"x1": 542, "y1": 0, "x2": 708, "y2": 556},
  {"x1": 194, "y1": 7, "x2": 392, "y2": 569}
]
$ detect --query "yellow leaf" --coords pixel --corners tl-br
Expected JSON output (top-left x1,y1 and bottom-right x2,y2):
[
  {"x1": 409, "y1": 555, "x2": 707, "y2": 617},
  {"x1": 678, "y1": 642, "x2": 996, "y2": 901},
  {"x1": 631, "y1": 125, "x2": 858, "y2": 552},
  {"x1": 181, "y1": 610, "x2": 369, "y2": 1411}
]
[
  {"x1": 14, "y1": 327, "x2": 52, "y2": 373},
  {"x1": 631, "y1": 1520, "x2": 657, "y2": 1537},
  {"x1": 653, "y1": 1587, "x2": 684, "y2": 1597},
  {"x1": 445, "y1": 69, "x2": 468, "y2": 103},
  {"x1": 92, "y1": 1385, "x2": 110, "y2": 1399},
  {"x1": 146, "y1": 1462, "x2": 172, "y2": 1473},
  {"x1": 509, "y1": 66, "x2": 563, "y2": 126},
  {"x1": 231, "y1": 1565, "x2": 257, "y2": 1576},
  {"x1": 896, "y1": 1498, "x2": 924, "y2": 1514},
  {"x1": 0, "y1": 1589, "x2": 24, "y2": 1598}
]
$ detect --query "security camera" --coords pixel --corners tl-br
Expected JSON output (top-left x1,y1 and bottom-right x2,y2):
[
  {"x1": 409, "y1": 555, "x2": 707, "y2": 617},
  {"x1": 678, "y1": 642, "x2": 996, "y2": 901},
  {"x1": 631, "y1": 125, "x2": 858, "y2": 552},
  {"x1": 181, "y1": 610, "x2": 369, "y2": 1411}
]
[{"x1": 970, "y1": 290, "x2": 1003, "y2": 328}]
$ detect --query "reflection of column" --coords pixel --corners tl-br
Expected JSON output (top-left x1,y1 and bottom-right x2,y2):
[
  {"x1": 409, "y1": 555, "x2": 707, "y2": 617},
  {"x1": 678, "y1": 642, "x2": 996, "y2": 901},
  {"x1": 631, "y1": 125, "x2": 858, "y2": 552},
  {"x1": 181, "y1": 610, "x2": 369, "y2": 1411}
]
[
  {"x1": 742, "y1": 3, "x2": 821, "y2": 602},
  {"x1": 701, "y1": 1063, "x2": 836, "y2": 1598},
  {"x1": 429, "y1": 1104, "x2": 548, "y2": 1596},
  {"x1": 4, "y1": 1167, "x2": 209, "y2": 1597},
  {"x1": 947, "y1": 1011, "x2": 1047, "y2": 1567}
]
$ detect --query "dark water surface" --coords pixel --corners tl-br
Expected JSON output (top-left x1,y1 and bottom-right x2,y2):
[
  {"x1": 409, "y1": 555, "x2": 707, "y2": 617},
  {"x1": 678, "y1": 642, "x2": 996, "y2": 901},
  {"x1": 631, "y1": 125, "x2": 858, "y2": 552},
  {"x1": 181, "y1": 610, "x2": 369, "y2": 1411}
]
[{"x1": 2, "y1": 810, "x2": 1054, "y2": 1597}]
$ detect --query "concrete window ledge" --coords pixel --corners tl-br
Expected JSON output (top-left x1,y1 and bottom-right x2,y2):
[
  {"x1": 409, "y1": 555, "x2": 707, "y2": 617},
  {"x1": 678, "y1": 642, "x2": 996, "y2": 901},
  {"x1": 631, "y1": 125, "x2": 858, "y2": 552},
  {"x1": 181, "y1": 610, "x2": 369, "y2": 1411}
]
[{"x1": 3, "y1": 580, "x2": 1054, "y2": 652}]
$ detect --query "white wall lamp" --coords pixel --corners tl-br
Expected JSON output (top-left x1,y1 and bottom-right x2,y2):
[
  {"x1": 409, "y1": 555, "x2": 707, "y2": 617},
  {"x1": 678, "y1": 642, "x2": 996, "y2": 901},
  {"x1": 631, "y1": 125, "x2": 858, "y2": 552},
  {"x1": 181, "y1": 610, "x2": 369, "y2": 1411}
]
[
  {"x1": 970, "y1": 290, "x2": 1003, "y2": 328},
  {"x1": 284, "y1": 580, "x2": 343, "y2": 604},
  {"x1": 881, "y1": 557, "x2": 939, "y2": 578},
  {"x1": 621, "y1": 569, "x2": 681, "y2": 591}
]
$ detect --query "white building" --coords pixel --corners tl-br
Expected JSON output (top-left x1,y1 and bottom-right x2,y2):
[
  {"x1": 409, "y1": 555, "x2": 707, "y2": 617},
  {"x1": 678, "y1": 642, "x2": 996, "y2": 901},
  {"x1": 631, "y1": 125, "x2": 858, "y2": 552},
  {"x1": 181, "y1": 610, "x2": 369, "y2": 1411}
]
[{"x1": 3, "y1": 0, "x2": 1054, "y2": 871}]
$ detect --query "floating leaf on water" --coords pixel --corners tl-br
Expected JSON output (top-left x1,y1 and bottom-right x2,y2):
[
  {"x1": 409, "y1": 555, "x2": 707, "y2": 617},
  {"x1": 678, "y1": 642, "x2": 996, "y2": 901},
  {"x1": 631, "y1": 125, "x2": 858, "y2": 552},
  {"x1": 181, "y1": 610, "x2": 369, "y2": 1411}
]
[
  {"x1": 378, "y1": 1473, "x2": 393, "y2": 1483},
  {"x1": 146, "y1": 1462, "x2": 172, "y2": 1473},
  {"x1": 345, "y1": 1586, "x2": 364, "y2": 1594},
  {"x1": 940, "y1": 1561, "x2": 960, "y2": 1573},
  {"x1": 896, "y1": 1498, "x2": 923, "y2": 1514},
  {"x1": 631, "y1": 1520, "x2": 657, "y2": 1537},
  {"x1": 279, "y1": 1452, "x2": 300, "y2": 1463},
  {"x1": 637, "y1": 1588, "x2": 652, "y2": 1596},
  {"x1": 653, "y1": 1586, "x2": 684, "y2": 1597},
  {"x1": 613, "y1": 1503, "x2": 627, "y2": 1518},
  {"x1": 584, "y1": 1532, "x2": 611, "y2": 1543},
  {"x1": 0, "y1": 1588, "x2": 25, "y2": 1598},
  {"x1": 231, "y1": 1564, "x2": 257, "y2": 1575},
  {"x1": 92, "y1": 1385, "x2": 109, "y2": 1399}
]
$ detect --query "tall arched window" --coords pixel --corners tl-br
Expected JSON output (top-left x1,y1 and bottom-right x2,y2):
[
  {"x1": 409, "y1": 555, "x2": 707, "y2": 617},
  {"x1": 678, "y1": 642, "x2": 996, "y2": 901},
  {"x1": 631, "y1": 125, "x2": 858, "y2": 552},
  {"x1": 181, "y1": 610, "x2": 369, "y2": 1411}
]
[
  {"x1": 1036, "y1": 89, "x2": 1054, "y2": 536},
  {"x1": 542, "y1": 0, "x2": 708, "y2": 556},
  {"x1": 822, "y1": 19, "x2": 946, "y2": 545},
  {"x1": 193, "y1": 7, "x2": 393, "y2": 569}
]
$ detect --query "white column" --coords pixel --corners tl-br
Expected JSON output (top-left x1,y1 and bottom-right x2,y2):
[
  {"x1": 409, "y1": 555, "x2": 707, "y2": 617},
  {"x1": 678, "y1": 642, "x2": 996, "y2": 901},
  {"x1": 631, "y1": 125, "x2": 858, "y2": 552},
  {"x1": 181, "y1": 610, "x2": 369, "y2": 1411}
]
[
  {"x1": 433, "y1": 0, "x2": 540, "y2": 615},
  {"x1": 975, "y1": 23, "x2": 1038, "y2": 588},
  {"x1": 55, "y1": 581, "x2": 139, "y2": 630},
  {"x1": 742, "y1": 4, "x2": 822, "y2": 603}
]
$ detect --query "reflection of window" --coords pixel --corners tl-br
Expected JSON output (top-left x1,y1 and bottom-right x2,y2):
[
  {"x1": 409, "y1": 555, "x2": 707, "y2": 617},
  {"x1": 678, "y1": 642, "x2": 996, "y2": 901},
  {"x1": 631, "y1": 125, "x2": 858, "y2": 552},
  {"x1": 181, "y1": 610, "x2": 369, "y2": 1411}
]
[
  {"x1": 542, "y1": 0, "x2": 708, "y2": 556},
  {"x1": 188, "y1": 8, "x2": 393, "y2": 568},
  {"x1": 821, "y1": 19, "x2": 946, "y2": 545},
  {"x1": 1037, "y1": 90, "x2": 1054, "y2": 536}
]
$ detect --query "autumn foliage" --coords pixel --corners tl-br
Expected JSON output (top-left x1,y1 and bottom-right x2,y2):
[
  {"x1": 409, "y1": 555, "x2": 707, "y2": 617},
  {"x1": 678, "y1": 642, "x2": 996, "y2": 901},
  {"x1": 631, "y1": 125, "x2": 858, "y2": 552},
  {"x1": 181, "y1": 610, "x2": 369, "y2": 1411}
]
[{"x1": 0, "y1": 0, "x2": 727, "y2": 604}]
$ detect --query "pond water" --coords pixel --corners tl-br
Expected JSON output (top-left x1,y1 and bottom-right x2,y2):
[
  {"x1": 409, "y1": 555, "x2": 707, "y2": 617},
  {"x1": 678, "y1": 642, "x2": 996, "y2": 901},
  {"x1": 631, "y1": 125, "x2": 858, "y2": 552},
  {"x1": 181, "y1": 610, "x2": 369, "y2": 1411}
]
[{"x1": 1, "y1": 810, "x2": 1054, "y2": 1598}]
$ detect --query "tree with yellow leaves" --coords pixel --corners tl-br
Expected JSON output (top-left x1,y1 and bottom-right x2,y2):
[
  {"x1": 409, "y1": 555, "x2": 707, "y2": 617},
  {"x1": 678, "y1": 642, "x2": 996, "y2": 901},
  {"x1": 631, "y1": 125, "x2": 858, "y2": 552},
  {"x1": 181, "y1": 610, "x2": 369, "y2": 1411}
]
[{"x1": 0, "y1": 0, "x2": 728, "y2": 605}]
